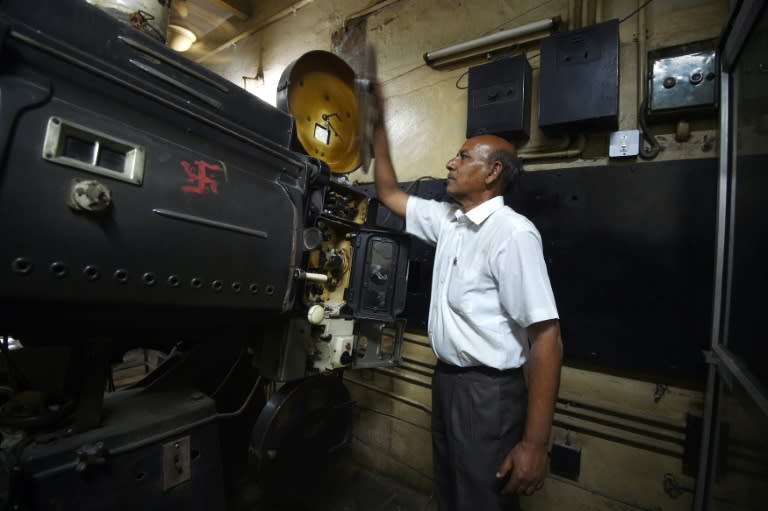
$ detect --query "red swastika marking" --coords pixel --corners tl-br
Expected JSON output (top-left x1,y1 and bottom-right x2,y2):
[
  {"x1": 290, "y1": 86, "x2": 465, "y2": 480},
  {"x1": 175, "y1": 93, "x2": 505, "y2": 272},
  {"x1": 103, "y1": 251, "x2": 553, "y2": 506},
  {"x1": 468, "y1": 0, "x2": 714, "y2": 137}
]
[{"x1": 180, "y1": 160, "x2": 224, "y2": 194}]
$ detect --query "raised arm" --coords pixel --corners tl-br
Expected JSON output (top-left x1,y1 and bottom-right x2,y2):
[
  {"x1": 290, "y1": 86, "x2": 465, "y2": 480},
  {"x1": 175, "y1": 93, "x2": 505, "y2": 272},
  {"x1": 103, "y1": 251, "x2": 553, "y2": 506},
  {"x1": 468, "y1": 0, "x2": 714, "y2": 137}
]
[{"x1": 372, "y1": 83, "x2": 409, "y2": 218}]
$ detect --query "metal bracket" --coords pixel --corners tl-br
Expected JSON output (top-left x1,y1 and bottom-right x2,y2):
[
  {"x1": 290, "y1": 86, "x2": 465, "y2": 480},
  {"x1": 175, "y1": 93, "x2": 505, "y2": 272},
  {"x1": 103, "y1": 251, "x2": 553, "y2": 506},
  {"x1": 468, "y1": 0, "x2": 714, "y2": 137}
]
[
  {"x1": 74, "y1": 441, "x2": 107, "y2": 472},
  {"x1": 703, "y1": 350, "x2": 733, "y2": 388}
]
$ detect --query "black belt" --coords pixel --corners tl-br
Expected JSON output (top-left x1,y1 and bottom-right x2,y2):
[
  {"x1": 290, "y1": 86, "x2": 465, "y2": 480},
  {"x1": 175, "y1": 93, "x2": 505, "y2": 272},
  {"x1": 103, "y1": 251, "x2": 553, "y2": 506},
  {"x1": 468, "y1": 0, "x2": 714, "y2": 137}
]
[{"x1": 436, "y1": 359, "x2": 522, "y2": 377}]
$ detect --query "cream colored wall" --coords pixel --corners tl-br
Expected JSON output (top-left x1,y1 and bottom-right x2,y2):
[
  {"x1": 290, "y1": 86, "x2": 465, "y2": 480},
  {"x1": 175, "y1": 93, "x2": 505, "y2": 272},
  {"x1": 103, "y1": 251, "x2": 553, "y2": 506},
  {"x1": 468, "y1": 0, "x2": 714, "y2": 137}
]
[
  {"x1": 205, "y1": 0, "x2": 726, "y2": 177},
  {"x1": 203, "y1": 1, "x2": 727, "y2": 509},
  {"x1": 344, "y1": 333, "x2": 704, "y2": 511}
]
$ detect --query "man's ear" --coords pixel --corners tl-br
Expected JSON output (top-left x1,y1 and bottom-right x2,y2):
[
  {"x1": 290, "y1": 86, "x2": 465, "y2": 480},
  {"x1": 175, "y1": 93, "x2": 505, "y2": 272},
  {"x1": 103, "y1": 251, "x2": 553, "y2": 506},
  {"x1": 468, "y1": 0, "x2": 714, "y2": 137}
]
[{"x1": 485, "y1": 161, "x2": 503, "y2": 185}]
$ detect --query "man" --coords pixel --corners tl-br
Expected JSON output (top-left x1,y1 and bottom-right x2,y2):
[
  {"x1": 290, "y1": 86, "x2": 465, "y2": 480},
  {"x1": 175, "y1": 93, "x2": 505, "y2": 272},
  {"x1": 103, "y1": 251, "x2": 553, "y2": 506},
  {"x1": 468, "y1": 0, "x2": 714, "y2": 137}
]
[{"x1": 371, "y1": 86, "x2": 563, "y2": 511}]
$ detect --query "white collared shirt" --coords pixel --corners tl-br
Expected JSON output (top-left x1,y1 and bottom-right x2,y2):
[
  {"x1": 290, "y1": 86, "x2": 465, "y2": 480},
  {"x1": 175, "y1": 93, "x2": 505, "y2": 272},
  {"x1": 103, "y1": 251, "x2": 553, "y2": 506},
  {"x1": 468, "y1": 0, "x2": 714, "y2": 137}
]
[{"x1": 405, "y1": 195, "x2": 559, "y2": 369}]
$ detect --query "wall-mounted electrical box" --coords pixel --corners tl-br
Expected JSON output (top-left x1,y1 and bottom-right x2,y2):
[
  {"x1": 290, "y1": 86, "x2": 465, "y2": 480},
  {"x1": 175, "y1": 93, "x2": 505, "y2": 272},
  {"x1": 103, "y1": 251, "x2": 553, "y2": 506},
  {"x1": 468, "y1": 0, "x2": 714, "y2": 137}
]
[
  {"x1": 647, "y1": 39, "x2": 718, "y2": 118},
  {"x1": 538, "y1": 19, "x2": 619, "y2": 131},
  {"x1": 466, "y1": 55, "x2": 532, "y2": 140}
]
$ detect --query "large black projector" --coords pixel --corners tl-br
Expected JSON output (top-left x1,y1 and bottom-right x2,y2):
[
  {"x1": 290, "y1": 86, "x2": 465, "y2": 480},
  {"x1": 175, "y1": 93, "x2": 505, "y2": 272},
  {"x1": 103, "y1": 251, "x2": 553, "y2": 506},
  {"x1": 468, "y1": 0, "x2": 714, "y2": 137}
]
[{"x1": 0, "y1": 0, "x2": 313, "y2": 339}]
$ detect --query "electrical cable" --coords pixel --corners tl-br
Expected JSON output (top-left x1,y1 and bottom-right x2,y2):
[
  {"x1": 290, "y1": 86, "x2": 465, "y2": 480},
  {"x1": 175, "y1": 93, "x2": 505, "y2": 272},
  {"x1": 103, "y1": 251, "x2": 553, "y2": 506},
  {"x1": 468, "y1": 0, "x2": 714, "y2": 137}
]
[
  {"x1": 638, "y1": 97, "x2": 661, "y2": 159},
  {"x1": 455, "y1": 44, "x2": 524, "y2": 90},
  {"x1": 210, "y1": 346, "x2": 248, "y2": 399},
  {"x1": 455, "y1": 70, "x2": 469, "y2": 89},
  {"x1": 379, "y1": 176, "x2": 436, "y2": 228},
  {"x1": 217, "y1": 376, "x2": 263, "y2": 418},
  {"x1": 619, "y1": 0, "x2": 655, "y2": 24}
]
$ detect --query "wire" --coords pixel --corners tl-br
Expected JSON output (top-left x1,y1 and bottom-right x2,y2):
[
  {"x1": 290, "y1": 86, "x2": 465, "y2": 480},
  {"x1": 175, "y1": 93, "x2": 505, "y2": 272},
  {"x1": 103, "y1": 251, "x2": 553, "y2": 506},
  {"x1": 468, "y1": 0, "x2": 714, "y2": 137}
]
[
  {"x1": 382, "y1": 63, "x2": 426, "y2": 86},
  {"x1": 638, "y1": 97, "x2": 661, "y2": 159},
  {"x1": 482, "y1": 0, "x2": 555, "y2": 36},
  {"x1": 217, "y1": 376, "x2": 263, "y2": 418},
  {"x1": 455, "y1": 70, "x2": 469, "y2": 90},
  {"x1": 129, "y1": 10, "x2": 166, "y2": 43},
  {"x1": 619, "y1": 0, "x2": 655, "y2": 24},
  {"x1": 210, "y1": 346, "x2": 247, "y2": 398},
  {"x1": 379, "y1": 176, "x2": 436, "y2": 227}
]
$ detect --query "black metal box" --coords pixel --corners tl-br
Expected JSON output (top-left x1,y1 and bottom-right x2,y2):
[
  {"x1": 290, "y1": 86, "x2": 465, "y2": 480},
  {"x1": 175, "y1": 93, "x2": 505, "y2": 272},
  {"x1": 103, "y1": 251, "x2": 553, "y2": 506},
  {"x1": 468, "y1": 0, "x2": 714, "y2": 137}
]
[
  {"x1": 466, "y1": 55, "x2": 532, "y2": 140},
  {"x1": 538, "y1": 19, "x2": 619, "y2": 130},
  {"x1": 20, "y1": 389, "x2": 225, "y2": 511}
]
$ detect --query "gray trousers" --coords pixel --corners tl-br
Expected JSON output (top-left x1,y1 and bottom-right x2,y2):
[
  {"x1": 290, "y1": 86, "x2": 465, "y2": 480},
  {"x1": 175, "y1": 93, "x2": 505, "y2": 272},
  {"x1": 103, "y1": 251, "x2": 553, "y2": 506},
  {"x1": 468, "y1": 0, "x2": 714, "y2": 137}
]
[{"x1": 432, "y1": 360, "x2": 527, "y2": 511}]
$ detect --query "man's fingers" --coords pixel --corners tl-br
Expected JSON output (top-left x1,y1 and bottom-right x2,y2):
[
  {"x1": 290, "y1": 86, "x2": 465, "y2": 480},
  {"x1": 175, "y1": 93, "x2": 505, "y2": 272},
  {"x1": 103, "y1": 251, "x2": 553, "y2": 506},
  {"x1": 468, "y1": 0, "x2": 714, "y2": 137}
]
[
  {"x1": 523, "y1": 483, "x2": 540, "y2": 496},
  {"x1": 503, "y1": 475, "x2": 545, "y2": 496},
  {"x1": 501, "y1": 475, "x2": 522, "y2": 495},
  {"x1": 521, "y1": 479, "x2": 545, "y2": 496},
  {"x1": 496, "y1": 455, "x2": 514, "y2": 479}
]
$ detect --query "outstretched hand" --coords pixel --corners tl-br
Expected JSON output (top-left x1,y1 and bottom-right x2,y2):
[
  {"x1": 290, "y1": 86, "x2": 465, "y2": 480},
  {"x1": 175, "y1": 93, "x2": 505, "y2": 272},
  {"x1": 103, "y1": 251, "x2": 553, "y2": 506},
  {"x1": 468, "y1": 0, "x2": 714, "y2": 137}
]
[{"x1": 496, "y1": 439, "x2": 549, "y2": 496}]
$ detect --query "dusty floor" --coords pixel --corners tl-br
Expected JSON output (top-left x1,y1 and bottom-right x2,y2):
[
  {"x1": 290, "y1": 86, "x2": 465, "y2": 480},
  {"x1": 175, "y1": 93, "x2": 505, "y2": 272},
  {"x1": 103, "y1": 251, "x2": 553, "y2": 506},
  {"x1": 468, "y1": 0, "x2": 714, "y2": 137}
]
[{"x1": 251, "y1": 461, "x2": 435, "y2": 511}]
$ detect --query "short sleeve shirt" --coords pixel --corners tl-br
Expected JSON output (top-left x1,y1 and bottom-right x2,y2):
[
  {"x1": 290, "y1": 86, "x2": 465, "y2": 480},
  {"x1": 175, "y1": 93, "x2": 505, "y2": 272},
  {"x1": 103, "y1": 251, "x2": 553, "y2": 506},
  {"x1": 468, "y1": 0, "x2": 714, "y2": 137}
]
[{"x1": 405, "y1": 195, "x2": 559, "y2": 369}]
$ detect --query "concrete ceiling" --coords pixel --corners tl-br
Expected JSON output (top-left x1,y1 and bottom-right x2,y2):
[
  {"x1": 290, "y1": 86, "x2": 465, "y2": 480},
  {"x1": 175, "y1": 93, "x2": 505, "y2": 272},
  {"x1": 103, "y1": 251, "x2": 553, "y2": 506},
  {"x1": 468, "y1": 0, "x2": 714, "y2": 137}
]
[
  {"x1": 170, "y1": 0, "x2": 301, "y2": 63},
  {"x1": 170, "y1": 0, "x2": 250, "y2": 41}
]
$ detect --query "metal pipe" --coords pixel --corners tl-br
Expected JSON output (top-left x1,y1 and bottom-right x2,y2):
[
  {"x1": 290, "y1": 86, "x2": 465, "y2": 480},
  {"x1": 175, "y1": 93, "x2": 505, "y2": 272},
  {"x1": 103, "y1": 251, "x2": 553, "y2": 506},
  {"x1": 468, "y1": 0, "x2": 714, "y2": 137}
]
[
  {"x1": 694, "y1": 60, "x2": 733, "y2": 511},
  {"x1": 519, "y1": 133, "x2": 586, "y2": 160},
  {"x1": 403, "y1": 335, "x2": 431, "y2": 348},
  {"x1": 423, "y1": 31, "x2": 551, "y2": 68},
  {"x1": 694, "y1": 363, "x2": 720, "y2": 511},
  {"x1": 423, "y1": 18, "x2": 557, "y2": 66},
  {"x1": 637, "y1": 0, "x2": 648, "y2": 105},
  {"x1": 373, "y1": 367, "x2": 432, "y2": 388},
  {"x1": 343, "y1": 376, "x2": 432, "y2": 414},
  {"x1": 553, "y1": 414, "x2": 684, "y2": 458},
  {"x1": 555, "y1": 402, "x2": 685, "y2": 443},
  {"x1": 558, "y1": 389, "x2": 685, "y2": 429},
  {"x1": 518, "y1": 134, "x2": 572, "y2": 153}
]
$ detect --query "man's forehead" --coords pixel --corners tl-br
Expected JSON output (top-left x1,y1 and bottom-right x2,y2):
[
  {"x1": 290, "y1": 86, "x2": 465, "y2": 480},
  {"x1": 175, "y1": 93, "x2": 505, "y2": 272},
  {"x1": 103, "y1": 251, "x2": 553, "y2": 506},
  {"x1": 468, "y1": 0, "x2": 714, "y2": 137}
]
[
  {"x1": 461, "y1": 134, "x2": 516, "y2": 156},
  {"x1": 460, "y1": 138, "x2": 492, "y2": 155}
]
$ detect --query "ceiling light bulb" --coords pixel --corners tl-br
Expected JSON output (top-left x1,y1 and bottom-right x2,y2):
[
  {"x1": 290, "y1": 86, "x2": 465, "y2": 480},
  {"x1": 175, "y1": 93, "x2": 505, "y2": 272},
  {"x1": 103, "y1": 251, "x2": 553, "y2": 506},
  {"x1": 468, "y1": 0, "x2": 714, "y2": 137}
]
[
  {"x1": 167, "y1": 24, "x2": 196, "y2": 52},
  {"x1": 175, "y1": 0, "x2": 189, "y2": 17}
]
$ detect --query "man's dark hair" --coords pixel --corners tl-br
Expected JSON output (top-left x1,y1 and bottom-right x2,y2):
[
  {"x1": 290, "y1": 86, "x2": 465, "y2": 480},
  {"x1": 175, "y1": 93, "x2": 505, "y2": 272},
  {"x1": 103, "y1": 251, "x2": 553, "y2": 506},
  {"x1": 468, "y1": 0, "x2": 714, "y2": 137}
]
[{"x1": 487, "y1": 148, "x2": 523, "y2": 192}]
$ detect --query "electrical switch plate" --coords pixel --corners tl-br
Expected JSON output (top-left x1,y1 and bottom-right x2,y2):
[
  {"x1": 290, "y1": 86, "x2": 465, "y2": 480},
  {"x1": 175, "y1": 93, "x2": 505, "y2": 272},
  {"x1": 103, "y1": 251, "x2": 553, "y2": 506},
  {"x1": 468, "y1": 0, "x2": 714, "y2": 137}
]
[
  {"x1": 162, "y1": 436, "x2": 192, "y2": 490},
  {"x1": 609, "y1": 130, "x2": 640, "y2": 157}
]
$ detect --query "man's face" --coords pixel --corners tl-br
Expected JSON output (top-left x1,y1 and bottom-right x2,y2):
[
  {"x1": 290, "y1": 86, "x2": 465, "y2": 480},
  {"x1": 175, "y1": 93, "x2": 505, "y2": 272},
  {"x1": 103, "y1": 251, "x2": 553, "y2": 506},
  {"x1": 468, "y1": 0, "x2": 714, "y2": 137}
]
[{"x1": 445, "y1": 138, "x2": 494, "y2": 200}]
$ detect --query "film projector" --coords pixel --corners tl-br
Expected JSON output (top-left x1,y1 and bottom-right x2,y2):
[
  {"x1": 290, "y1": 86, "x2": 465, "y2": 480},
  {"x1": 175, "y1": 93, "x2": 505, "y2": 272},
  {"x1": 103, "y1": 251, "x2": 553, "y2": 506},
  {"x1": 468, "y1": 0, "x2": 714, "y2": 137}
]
[{"x1": 0, "y1": 1, "x2": 407, "y2": 509}]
